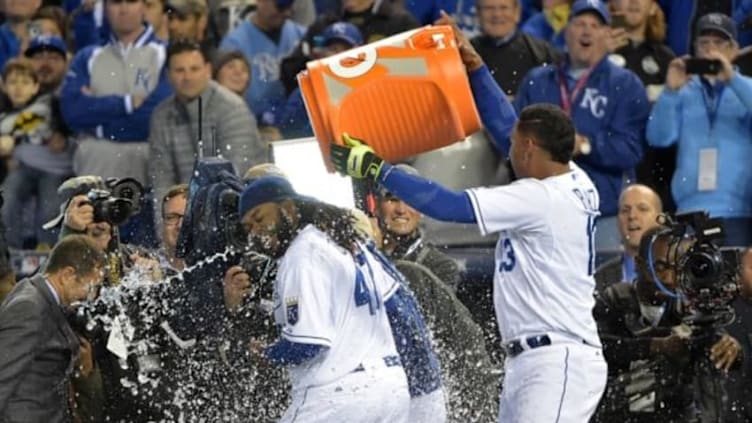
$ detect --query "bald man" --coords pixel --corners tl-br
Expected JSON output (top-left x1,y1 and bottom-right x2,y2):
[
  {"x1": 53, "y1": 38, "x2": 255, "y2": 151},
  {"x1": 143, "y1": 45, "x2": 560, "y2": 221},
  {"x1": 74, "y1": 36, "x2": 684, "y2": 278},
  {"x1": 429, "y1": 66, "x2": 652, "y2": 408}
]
[{"x1": 595, "y1": 184, "x2": 663, "y2": 293}]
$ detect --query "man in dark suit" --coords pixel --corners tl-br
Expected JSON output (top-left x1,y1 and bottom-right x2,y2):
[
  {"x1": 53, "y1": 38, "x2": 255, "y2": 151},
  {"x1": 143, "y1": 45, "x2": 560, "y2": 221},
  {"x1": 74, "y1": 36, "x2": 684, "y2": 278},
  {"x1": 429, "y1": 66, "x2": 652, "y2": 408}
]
[{"x1": 0, "y1": 235, "x2": 105, "y2": 423}]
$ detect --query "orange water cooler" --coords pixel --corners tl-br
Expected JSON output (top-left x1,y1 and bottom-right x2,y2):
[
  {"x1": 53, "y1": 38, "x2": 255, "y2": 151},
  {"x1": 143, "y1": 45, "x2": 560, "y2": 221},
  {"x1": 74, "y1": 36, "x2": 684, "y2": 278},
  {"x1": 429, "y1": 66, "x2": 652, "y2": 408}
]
[{"x1": 298, "y1": 25, "x2": 482, "y2": 171}]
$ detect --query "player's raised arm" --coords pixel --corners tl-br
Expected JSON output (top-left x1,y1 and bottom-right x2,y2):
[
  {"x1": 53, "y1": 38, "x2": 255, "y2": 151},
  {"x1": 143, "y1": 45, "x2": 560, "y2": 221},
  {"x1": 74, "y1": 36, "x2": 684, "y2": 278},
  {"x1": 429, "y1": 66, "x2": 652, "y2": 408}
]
[
  {"x1": 330, "y1": 134, "x2": 477, "y2": 224},
  {"x1": 435, "y1": 10, "x2": 517, "y2": 155},
  {"x1": 332, "y1": 104, "x2": 587, "y2": 237}
]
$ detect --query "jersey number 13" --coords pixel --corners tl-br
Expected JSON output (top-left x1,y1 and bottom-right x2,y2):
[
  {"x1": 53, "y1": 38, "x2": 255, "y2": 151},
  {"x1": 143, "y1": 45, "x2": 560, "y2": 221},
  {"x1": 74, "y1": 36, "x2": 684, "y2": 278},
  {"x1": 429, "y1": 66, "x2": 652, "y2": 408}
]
[{"x1": 498, "y1": 238, "x2": 516, "y2": 272}]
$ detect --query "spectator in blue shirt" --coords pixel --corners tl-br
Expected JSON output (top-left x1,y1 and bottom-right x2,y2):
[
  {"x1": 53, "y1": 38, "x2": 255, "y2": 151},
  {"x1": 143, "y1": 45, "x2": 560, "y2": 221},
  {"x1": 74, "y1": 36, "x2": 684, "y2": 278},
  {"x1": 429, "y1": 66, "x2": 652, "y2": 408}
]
[
  {"x1": 220, "y1": 0, "x2": 306, "y2": 132},
  {"x1": 647, "y1": 13, "x2": 752, "y2": 247}
]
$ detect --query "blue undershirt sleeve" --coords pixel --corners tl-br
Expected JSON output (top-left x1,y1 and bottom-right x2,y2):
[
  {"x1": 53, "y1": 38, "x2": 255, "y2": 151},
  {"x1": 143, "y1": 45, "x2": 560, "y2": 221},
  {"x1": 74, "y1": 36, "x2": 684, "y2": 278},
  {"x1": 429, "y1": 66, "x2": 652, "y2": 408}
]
[
  {"x1": 468, "y1": 64, "x2": 518, "y2": 155},
  {"x1": 264, "y1": 338, "x2": 323, "y2": 366},
  {"x1": 376, "y1": 164, "x2": 477, "y2": 223}
]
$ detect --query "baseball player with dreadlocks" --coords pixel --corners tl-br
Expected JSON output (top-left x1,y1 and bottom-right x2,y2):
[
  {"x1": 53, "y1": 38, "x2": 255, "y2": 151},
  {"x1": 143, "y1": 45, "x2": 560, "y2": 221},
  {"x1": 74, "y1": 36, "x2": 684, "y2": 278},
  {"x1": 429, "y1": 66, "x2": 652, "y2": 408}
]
[{"x1": 237, "y1": 176, "x2": 411, "y2": 422}]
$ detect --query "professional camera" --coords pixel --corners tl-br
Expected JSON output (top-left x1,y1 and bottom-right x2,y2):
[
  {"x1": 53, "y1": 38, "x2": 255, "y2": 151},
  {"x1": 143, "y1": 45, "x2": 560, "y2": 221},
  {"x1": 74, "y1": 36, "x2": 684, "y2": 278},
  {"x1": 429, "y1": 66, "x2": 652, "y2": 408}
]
[
  {"x1": 658, "y1": 211, "x2": 740, "y2": 324},
  {"x1": 86, "y1": 178, "x2": 144, "y2": 226}
]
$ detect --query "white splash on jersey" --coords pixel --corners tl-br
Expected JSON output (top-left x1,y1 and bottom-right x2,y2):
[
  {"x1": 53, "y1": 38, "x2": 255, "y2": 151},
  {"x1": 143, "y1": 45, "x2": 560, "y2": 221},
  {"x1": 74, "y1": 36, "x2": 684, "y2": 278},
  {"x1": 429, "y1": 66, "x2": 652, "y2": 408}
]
[
  {"x1": 273, "y1": 225, "x2": 400, "y2": 390},
  {"x1": 466, "y1": 162, "x2": 602, "y2": 346}
]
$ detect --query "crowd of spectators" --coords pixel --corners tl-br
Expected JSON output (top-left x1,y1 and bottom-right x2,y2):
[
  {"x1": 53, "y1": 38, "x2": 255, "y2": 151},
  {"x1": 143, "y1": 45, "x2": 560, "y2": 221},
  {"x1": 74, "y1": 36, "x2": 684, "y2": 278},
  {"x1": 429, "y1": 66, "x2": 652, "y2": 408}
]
[
  {"x1": 0, "y1": 0, "x2": 746, "y2": 253},
  {"x1": 0, "y1": 0, "x2": 752, "y2": 421},
  {"x1": 0, "y1": 0, "x2": 752, "y2": 251}
]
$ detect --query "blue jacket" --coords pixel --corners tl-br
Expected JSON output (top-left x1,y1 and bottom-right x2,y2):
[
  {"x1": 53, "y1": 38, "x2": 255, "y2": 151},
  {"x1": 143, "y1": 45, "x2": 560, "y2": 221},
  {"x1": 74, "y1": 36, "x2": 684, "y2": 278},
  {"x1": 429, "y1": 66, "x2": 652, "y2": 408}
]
[
  {"x1": 520, "y1": 12, "x2": 566, "y2": 51},
  {"x1": 278, "y1": 87, "x2": 314, "y2": 139},
  {"x1": 646, "y1": 73, "x2": 752, "y2": 218},
  {"x1": 65, "y1": 0, "x2": 111, "y2": 51},
  {"x1": 403, "y1": 0, "x2": 453, "y2": 25},
  {"x1": 733, "y1": 0, "x2": 752, "y2": 47},
  {"x1": 512, "y1": 57, "x2": 650, "y2": 216},
  {"x1": 60, "y1": 25, "x2": 172, "y2": 142},
  {"x1": 314, "y1": 0, "x2": 340, "y2": 15},
  {"x1": 658, "y1": 0, "x2": 697, "y2": 56},
  {"x1": 0, "y1": 24, "x2": 19, "y2": 71}
]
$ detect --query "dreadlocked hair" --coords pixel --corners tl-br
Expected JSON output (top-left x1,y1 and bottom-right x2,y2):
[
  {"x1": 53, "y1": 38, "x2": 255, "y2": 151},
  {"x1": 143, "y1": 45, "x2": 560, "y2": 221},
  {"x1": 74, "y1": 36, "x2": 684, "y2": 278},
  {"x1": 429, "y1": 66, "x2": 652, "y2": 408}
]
[{"x1": 294, "y1": 199, "x2": 365, "y2": 252}]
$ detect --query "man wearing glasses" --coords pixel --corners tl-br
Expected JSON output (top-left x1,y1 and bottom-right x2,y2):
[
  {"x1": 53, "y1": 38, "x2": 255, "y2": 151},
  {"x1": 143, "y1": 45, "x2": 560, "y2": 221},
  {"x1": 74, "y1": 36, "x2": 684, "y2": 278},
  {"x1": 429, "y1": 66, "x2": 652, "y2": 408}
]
[
  {"x1": 159, "y1": 184, "x2": 187, "y2": 273},
  {"x1": 647, "y1": 12, "x2": 752, "y2": 248}
]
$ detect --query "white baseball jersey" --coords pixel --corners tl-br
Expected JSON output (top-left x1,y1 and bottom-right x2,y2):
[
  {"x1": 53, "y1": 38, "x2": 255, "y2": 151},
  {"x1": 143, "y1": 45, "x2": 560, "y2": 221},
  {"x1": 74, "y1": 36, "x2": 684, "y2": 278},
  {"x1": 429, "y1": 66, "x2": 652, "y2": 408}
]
[
  {"x1": 466, "y1": 163, "x2": 602, "y2": 346},
  {"x1": 273, "y1": 225, "x2": 400, "y2": 391}
]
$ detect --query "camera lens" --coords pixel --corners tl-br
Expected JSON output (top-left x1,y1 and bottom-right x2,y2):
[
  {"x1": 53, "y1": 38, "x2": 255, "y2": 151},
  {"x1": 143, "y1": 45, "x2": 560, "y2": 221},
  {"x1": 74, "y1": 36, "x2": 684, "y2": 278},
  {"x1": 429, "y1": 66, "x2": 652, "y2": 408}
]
[
  {"x1": 101, "y1": 198, "x2": 133, "y2": 226},
  {"x1": 688, "y1": 254, "x2": 713, "y2": 277},
  {"x1": 119, "y1": 186, "x2": 134, "y2": 199},
  {"x1": 685, "y1": 252, "x2": 719, "y2": 288}
]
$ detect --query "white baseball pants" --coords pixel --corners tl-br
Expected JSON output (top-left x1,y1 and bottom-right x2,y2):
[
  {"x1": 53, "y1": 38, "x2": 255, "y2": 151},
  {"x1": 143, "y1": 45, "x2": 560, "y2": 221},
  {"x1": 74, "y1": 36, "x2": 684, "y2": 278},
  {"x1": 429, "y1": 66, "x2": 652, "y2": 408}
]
[
  {"x1": 498, "y1": 340, "x2": 607, "y2": 422},
  {"x1": 280, "y1": 365, "x2": 410, "y2": 423},
  {"x1": 409, "y1": 387, "x2": 447, "y2": 423}
]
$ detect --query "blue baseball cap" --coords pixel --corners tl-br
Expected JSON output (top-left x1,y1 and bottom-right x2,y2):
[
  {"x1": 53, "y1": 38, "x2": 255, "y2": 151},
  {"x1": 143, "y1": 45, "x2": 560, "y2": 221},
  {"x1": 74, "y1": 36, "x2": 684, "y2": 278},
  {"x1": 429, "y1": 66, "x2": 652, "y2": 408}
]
[
  {"x1": 322, "y1": 22, "x2": 364, "y2": 47},
  {"x1": 695, "y1": 13, "x2": 737, "y2": 41},
  {"x1": 276, "y1": 0, "x2": 294, "y2": 9},
  {"x1": 239, "y1": 176, "x2": 311, "y2": 217},
  {"x1": 570, "y1": 0, "x2": 610, "y2": 25},
  {"x1": 25, "y1": 35, "x2": 67, "y2": 58}
]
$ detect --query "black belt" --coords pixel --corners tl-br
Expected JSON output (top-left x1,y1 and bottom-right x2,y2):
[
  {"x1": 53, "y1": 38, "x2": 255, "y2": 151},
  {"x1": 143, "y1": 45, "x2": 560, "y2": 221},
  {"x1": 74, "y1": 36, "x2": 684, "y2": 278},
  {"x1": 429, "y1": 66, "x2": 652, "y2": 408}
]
[
  {"x1": 353, "y1": 355, "x2": 402, "y2": 372},
  {"x1": 504, "y1": 335, "x2": 552, "y2": 358}
]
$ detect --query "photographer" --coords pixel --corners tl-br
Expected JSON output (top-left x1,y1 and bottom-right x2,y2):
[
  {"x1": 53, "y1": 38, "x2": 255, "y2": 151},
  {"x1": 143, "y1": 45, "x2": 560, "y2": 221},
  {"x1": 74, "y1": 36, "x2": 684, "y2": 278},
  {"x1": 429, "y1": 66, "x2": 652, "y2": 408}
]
[
  {"x1": 647, "y1": 12, "x2": 752, "y2": 247},
  {"x1": 43, "y1": 175, "x2": 169, "y2": 422},
  {"x1": 593, "y1": 225, "x2": 742, "y2": 422},
  {"x1": 43, "y1": 175, "x2": 162, "y2": 281}
]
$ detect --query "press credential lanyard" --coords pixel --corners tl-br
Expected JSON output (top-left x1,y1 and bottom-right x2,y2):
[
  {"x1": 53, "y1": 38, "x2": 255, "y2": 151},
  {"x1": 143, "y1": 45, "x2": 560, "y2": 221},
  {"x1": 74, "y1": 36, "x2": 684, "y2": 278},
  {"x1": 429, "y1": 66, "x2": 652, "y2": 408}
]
[{"x1": 701, "y1": 79, "x2": 724, "y2": 128}]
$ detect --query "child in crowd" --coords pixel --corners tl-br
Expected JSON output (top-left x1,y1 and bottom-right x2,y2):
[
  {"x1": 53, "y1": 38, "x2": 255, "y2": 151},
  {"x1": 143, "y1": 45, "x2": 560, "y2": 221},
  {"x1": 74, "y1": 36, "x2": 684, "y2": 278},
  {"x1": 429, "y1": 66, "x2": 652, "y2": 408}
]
[
  {"x1": 213, "y1": 50, "x2": 251, "y2": 98},
  {"x1": 0, "y1": 58, "x2": 72, "y2": 249}
]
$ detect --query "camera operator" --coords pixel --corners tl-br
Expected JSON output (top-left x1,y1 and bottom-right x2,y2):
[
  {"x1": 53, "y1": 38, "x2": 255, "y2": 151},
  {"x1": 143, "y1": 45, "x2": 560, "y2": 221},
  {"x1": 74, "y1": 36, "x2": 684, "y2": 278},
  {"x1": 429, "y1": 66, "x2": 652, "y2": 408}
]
[
  {"x1": 593, "y1": 225, "x2": 742, "y2": 422},
  {"x1": 156, "y1": 162, "x2": 293, "y2": 421}
]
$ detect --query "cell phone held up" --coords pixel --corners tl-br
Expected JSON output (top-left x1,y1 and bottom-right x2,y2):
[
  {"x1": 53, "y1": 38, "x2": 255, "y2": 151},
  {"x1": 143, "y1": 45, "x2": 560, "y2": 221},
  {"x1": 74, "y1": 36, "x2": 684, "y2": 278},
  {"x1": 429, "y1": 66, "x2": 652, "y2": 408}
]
[{"x1": 684, "y1": 58, "x2": 723, "y2": 75}]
